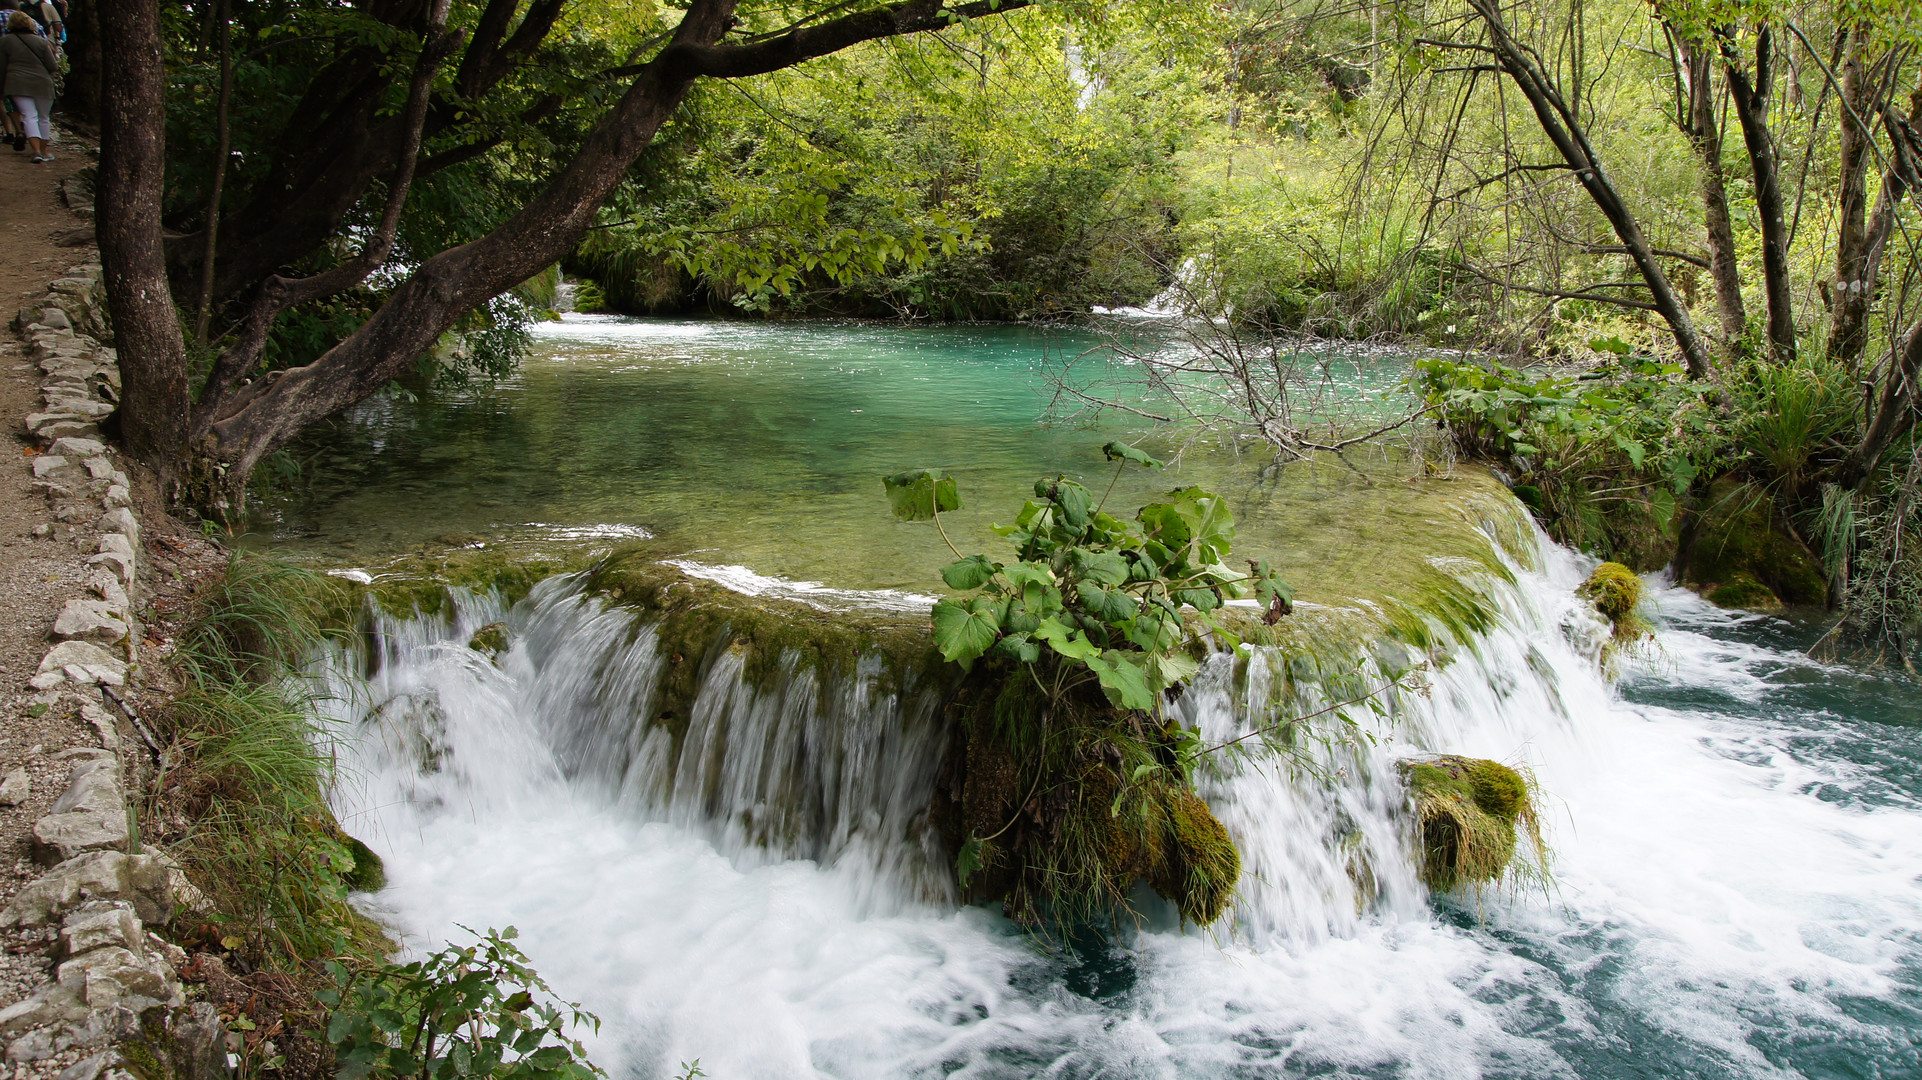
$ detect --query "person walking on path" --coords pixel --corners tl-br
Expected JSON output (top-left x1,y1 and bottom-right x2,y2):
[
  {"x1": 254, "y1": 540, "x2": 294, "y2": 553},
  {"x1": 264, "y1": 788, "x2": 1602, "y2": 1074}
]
[{"x1": 0, "y1": 11, "x2": 54, "y2": 162}]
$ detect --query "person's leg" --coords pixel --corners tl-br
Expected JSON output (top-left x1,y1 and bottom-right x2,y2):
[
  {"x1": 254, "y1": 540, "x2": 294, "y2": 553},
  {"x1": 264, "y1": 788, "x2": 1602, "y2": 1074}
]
[
  {"x1": 13, "y1": 96, "x2": 44, "y2": 159},
  {"x1": 32, "y1": 96, "x2": 50, "y2": 158}
]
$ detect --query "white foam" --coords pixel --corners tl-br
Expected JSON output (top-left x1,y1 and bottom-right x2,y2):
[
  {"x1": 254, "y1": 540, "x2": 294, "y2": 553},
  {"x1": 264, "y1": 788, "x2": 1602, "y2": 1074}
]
[{"x1": 320, "y1": 529, "x2": 1922, "y2": 1078}]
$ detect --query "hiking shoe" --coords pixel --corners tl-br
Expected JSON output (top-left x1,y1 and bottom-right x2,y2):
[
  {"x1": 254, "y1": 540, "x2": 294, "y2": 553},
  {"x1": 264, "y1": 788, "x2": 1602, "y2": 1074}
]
[{"x1": 29, "y1": 155, "x2": 46, "y2": 163}]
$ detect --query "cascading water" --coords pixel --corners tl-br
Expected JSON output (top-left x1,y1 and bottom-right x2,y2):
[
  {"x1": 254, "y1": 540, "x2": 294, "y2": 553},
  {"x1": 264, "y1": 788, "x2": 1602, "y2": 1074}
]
[{"x1": 316, "y1": 525, "x2": 1922, "y2": 1079}]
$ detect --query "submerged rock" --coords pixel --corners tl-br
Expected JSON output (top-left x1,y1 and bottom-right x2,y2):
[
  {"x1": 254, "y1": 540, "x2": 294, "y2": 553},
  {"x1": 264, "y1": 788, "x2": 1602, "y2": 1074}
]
[{"x1": 1400, "y1": 755, "x2": 1543, "y2": 894}]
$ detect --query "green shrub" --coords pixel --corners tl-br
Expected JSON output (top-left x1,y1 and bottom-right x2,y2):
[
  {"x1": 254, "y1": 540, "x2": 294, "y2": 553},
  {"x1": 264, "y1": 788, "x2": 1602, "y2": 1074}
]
[{"x1": 320, "y1": 928, "x2": 603, "y2": 1080}]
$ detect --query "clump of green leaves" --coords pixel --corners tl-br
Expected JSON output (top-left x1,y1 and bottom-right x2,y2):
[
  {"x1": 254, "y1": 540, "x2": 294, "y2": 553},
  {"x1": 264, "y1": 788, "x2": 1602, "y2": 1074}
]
[
  {"x1": 321, "y1": 927, "x2": 603, "y2": 1080},
  {"x1": 885, "y1": 441, "x2": 1293, "y2": 719}
]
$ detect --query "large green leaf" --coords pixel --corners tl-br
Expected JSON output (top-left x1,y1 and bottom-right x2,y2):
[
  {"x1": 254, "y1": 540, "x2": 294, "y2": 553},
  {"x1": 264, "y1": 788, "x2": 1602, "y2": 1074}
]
[
  {"x1": 1102, "y1": 441, "x2": 1164, "y2": 470},
  {"x1": 1151, "y1": 651, "x2": 1200, "y2": 691},
  {"x1": 941, "y1": 554, "x2": 1000, "y2": 590},
  {"x1": 931, "y1": 598, "x2": 1000, "y2": 667},
  {"x1": 1090, "y1": 651, "x2": 1155, "y2": 710},
  {"x1": 1034, "y1": 618, "x2": 1102, "y2": 662},
  {"x1": 883, "y1": 469, "x2": 961, "y2": 521},
  {"x1": 1071, "y1": 548, "x2": 1130, "y2": 585},
  {"x1": 1076, "y1": 580, "x2": 1140, "y2": 622}
]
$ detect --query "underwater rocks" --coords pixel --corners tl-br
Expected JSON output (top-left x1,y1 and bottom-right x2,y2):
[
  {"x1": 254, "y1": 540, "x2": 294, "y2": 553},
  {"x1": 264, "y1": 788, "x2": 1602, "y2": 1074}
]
[{"x1": 1400, "y1": 755, "x2": 1543, "y2": 894}]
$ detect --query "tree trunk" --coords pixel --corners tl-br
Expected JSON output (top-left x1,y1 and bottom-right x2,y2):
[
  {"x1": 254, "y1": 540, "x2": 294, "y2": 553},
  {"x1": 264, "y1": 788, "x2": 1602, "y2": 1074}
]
[
  {"x1": 1723, "y1": 27, "x2": 1796, "y2": 362},
  {"x1": 96, "y1": 0, "x2": 191, "y2": 485},
  {"x1": 1832, "y1": 80, "x2": 1922, "y2": 371},
  {"x1": 1466, "y1": 0, "x2": 1715, "y2": 378},
  {"x1": 1679, "y1": 33, "x2": 1747, "y2": 353}
]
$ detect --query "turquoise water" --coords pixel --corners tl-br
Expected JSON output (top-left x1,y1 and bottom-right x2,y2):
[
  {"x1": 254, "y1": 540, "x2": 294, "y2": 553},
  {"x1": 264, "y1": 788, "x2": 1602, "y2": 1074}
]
[{"x1": 266, "y1": 316, "x2": 1478, "y2": 605}]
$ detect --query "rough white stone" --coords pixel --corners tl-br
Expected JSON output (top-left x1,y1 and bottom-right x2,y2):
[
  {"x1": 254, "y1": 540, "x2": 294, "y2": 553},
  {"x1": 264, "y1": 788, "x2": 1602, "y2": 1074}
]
[
  {"x1": 50, "y1": 759, "x2": 121, "y2": 816},
  {"x1": 0, "y1": 851, "x2": 173, "y2": 927},
  {"x1": 48, "y1": 437, "x2": 105, "y2": 459},
  {"x1": 36, "y1": 641, "x2": 126, "y2": 685},
  {"x1": 95, "y1": 532, "x2": 132, "y2": 558},
  {"x1": 37, "y1": 308, "x2": 70, "y2": 330},
  {"x1": 84, "y1": 571, "x2": 129, "y2": 614},
  {"x1": 30, "y1": 455, "x2": 69, "y2": 477},
  {"x1": 52, "y1": 600, "x2": 128, "y2": 646},
  {"x1": 33, "y1": 809, "x2": 129, "y2": 863},
  {"x1": 97, "y1": 508, "x2": 138, "y2": 542},
  {"x1": 0, "y1": 767, "x2": 30, "y2": 805},
  {"x1": 57, "y1": 946, "x2": 172, "y2": 1008},
  {"x1": 85, "y1": 553, "x2": 135, "y2": 592},
  {"x1": 81, "y1": 457, "x2": 113, "y2": 480},
  {"x1": 102, "y1": 485, "x2": 130, "y2": 508},
  {"x1": 28, "y1": 670, "x2": 64, "y2": 690},
  {"x1": 59, "y1": 902, "x2": 143, "y2": 958}
]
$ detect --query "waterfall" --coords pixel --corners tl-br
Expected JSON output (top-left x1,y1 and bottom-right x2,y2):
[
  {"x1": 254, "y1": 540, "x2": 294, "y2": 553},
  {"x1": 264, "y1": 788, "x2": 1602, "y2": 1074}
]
[{"x1": 316, "y1": 528, "x2": 1922, "y2": 1078}]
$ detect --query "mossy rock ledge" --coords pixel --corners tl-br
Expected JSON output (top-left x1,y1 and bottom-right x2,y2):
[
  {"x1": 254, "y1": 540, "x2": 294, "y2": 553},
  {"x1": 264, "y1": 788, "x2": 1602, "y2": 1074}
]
[
  {"x1": 1681, "y1": 478, "x2": 1827, "y2": 609},
  {"x1": 1401, "y1": 755, "x2": 1543, "y2": 894}
]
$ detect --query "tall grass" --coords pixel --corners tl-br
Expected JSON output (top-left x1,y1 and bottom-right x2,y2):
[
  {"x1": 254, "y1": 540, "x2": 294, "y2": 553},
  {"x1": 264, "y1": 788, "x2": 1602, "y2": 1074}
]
[{"x1": 156, "y1": 554, "x2": 389, "y2": 970}]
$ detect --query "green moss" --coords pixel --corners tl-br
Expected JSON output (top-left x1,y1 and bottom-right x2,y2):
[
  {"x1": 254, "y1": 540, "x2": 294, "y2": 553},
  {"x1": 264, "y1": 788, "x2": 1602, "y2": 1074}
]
[
  {"x1": 1580, "y1": 562, "x2": 1642, "y2": 621},
  {"x1": 1155, "y1": 788, "x2": 1241, "y2": 925},
  {"x1": 931, "y1": 665, "x2": 1243, "y2": 932},
  {"x1": 468, "y1": 622, "x2": 510, "y2": 657},
  {"x1": 342, "y1": 834, "x2": 387, "y2": 892},
  {"x1": 1684, "y1": 478, "x2": 1828, "y2": 606},
  {"x1": 1401, "y1": 755, "x2": 1545, "y2": 895},
  {"x1": 1706, "y1": 572, "x2": 1782, "y2": 609}
]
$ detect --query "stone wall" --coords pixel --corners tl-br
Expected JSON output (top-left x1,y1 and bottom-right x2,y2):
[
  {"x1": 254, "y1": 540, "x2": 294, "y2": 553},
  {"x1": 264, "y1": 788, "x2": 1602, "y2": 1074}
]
[{"x1": 7, "y1": 266, "x2": 228, "y2": 1080}]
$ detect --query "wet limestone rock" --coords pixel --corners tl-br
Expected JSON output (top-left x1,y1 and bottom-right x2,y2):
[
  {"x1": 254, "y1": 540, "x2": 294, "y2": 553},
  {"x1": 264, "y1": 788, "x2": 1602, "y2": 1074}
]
[
  {"x1": 1401, "y1": 755, "x2": 1543, "y2": 894},
  {"x1": 1682, "y1": 479, "x2": 1827, "y2": 608}
]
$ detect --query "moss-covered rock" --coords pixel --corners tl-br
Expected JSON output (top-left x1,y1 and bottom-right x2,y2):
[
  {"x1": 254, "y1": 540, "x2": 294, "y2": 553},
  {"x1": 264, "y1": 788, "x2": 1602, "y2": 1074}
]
[
  {"x1": 1705, "y1": 572, "x2": 1783, "y2": 610},
  {"x1": 341, "y1": 834, "x2": 387, "y2": 892},
  {"x1": 1683, "y1": 478, "x2": 1827, "y2": 608},
  {"x1": 930, "y1": 668, "x2": 1241, "y2": 930},
  {"x1": 1579, "y1": 561, "x2": 1653, "y2": 649},
  {"x1": 467, "y1": 621, "x2": 510, "y2": 658},
  {"x1": 1580, "y1": 562, "x2": 1641, "y2": 621},
  {"x1": 1400, "y1": 755, "x2": 1543, "y2": 894}
]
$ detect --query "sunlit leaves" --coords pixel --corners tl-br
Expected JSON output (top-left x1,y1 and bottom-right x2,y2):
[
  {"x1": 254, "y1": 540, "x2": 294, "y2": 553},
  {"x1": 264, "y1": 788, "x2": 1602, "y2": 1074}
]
[{"x1": 889, "y1": 444, "x2": 1296, "y2": 715}]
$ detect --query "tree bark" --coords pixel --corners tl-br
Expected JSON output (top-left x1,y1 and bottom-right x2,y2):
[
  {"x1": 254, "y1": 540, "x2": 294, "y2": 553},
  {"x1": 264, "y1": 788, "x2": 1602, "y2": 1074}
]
[
  {"x1": 1722, "y1": 27, "x2": 1796, "y2": 362},
  {"x1": 96, "y1": 0, "x2": 191, "y2": 484},
  {"x1": 1678, "y1": 32, "x2": 1747, "y2": 353},
  {"x1": 1832, "y1": 80, "x2": 1922, "y2": 370},
  {"x1": 1464, "y1": 0, "x2": 1715, "y2": 378}
]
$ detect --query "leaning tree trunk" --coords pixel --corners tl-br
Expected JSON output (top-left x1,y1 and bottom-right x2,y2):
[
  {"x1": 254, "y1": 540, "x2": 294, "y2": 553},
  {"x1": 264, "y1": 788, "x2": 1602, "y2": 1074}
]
[
  {"x1": 1723, "y1": 27, "x2": 1796, "y2": 362},
  {"x1": 1466, "y1": 0, "x2": 1715, "y2": 379},
  {"x1": 96, "y1": 0, "x2": 191, "y2": 485}
]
